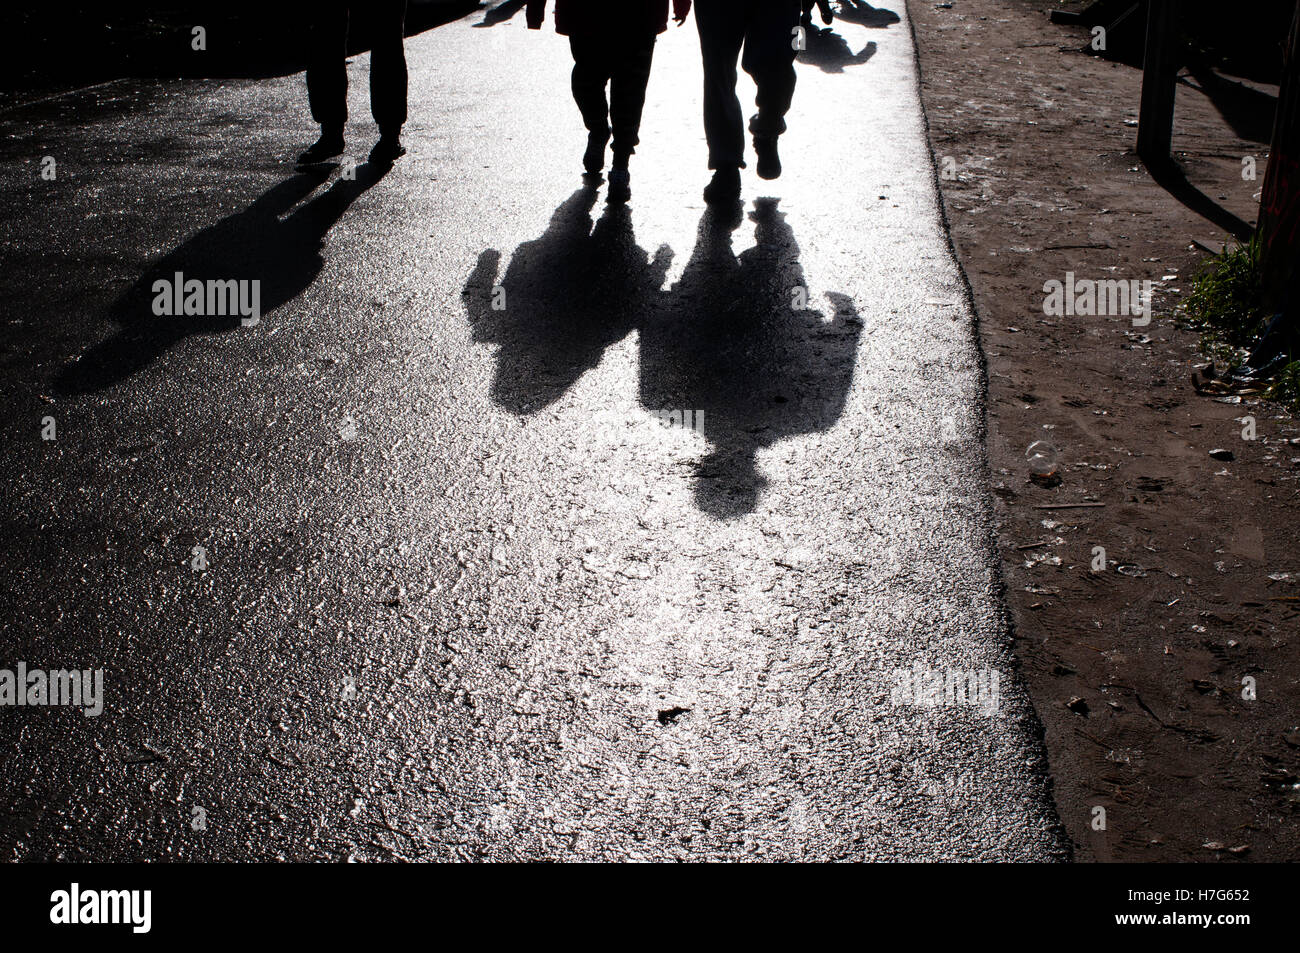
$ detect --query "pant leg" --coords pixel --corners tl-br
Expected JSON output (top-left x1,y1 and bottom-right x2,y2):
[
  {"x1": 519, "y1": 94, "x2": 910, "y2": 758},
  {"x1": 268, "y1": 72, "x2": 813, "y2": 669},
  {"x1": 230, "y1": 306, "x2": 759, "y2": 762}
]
[
  {"x1": 742, "y1": 0, "x2": 800, "y2": 139},
  {"x1": 368, "y1": 0, "x2": 409, "y2": 133},
  {"x1": 608, "y1": 35, "x2": 657, "y2": 159},
  {"x1": 694, "y1": 0, "x2": 748, "y2": 169},
  {"x1": 569, "y1": 34, "x2": 613, "y2": 140},
  {"x1": 306, "y1": 0, "x2": 350, "y2": 130}
]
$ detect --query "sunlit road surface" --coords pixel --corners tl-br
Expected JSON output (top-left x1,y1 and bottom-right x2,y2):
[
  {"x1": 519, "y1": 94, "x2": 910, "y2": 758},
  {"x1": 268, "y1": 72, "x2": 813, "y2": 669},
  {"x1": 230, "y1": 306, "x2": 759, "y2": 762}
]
[{"x1": 0, "y1": 2, "x2": 1065, "y2": 860}]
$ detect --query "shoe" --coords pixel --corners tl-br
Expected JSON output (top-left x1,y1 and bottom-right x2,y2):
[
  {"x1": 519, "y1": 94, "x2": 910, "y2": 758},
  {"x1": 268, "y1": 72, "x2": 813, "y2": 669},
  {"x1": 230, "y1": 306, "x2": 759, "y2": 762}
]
[
  {"x1": 369, "y1": 133, "x2": 406, "y2": 165},
  {"x1": 583, "y1": 131, "x2": 610, "y2": 174},
  {"x1": 753, "y1": 135, "x2": 781, "y2": 180},
  {"x1": 298, "y1": 129, "x2": 344, "y2": 165},
  {"x1": 607, "y1": 168, "x2": 631, "y2": 204},
  {"x1": 703, "y1": 166, "x2": 741, "y2": 204}
]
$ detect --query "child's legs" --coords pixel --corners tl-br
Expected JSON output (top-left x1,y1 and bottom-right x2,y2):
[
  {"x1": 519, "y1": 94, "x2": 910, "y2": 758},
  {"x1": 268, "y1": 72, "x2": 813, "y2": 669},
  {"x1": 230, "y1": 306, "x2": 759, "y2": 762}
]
[
  {"x1": 569, "y1": 35, "x2": 613, "y2": 140},
  {"x1": 608, "y1": 35, "x2": 657, "y2": 165}
]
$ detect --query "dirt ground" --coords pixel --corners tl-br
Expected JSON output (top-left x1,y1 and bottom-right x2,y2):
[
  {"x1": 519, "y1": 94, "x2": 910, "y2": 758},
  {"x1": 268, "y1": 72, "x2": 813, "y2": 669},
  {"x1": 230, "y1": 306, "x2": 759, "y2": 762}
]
[{"x1": 907, "y1": 0, "x2": 1300, "y2": 860}]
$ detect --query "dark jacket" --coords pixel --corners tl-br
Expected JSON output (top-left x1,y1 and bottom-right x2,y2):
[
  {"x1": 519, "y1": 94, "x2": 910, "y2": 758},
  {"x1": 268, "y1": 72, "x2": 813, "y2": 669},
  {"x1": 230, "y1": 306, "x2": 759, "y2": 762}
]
[{"x1": 526, "y1": 0, "x2": 691, "y2": 37}]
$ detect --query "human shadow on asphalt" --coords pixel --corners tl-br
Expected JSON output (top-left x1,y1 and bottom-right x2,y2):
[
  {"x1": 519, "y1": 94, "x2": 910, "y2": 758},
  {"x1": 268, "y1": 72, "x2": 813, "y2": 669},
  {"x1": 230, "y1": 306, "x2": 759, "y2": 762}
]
[
  {"x1": 639, "y1": 199, "x2": 863, "y2": 519},
  {"x1": 832, "y1": 1, "x2": 901, "y2": 29},
  {"x1": 462, "y1": 184, "x2": 671, "y2": 415},
  {"x1": 462, "y1": 194, "x2": 861, "y2": 519},
  {"x1": 474, "y1": 0, "x2": 529, "y2": 28},
  {"x1": 798, "y1": 27, "x2": 877, "y2": 74},
  {"x1": 53, "y1": 162, "x2": 392, "y2": 395}
]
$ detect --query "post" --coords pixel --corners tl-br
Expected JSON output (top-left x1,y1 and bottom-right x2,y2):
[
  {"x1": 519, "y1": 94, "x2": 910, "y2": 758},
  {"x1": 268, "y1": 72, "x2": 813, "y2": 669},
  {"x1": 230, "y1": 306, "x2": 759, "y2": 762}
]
[
  {"x1": 1259, "y1": 1, "x2": 1300, "y2": 312},
  {"x1": 1137, "y1": 0, "x2": 1178, "y2": 166}
]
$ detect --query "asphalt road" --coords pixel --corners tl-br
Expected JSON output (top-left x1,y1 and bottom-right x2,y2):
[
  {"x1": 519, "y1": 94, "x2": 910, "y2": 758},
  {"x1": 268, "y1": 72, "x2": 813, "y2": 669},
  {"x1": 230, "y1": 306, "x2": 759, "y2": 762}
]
[{"x1": 0, "y1": 1, "x2": 1067, "y2": 860}]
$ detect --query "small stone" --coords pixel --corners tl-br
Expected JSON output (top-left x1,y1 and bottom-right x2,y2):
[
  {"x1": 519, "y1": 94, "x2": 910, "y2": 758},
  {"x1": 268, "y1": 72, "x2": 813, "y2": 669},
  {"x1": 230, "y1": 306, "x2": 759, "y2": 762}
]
[
  {"x1": 657, "y1": 706, "x2": 690, "y2": 725},
  {"x1": 1209, "y1": 448, "x2": 1235, "y2": 461}
]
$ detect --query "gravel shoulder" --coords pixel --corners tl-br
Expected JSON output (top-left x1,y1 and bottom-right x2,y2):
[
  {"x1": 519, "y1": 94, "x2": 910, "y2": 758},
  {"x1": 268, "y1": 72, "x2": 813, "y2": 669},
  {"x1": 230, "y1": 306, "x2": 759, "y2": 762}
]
[{"x1": 909, "y1": 0, "x2": 1300, "y2": 861}]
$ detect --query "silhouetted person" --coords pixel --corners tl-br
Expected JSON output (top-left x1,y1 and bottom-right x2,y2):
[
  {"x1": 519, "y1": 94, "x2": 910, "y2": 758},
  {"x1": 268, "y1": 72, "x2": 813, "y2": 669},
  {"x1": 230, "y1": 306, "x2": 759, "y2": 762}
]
[
  {"x1": 527, "y1": 0, "x2": 692, "y2": 203},
  {"x1": 801, "y1": 0, "x2": 834, "y2": 27},
  {"x1": 299, "y1": 1, "x2": 409, "y2": 166},
  {"x1": 694, "y1": 0, "x2": 802, "y2": 204}
]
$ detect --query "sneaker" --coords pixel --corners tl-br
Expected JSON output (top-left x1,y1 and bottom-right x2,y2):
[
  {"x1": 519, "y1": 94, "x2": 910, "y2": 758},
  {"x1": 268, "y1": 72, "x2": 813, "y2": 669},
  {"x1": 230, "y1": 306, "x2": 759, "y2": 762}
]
[
  {"x1": 298, "y1": 128, "x2": 345, "y2": 165},
  {"x1": 607, "y1": 168, "x2": 631, "y2": 204},
  {"x1": 753, "y1": 135, "x2": 781, "y2": 180},
  {"x1": 703, "y1": 166, "x2": 741, "y2": 204},
  {"x1": 583, "y1": 131, "x2": 610, "y2": 174},
  {"x1": 369, "y1": 133, "x2": 407, "y2": 165}
]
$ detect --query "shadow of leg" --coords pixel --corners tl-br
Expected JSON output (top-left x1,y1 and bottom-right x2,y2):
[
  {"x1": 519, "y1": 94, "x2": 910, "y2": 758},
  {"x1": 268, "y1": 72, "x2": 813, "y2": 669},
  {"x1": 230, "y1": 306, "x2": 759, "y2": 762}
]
[
  {"x1": 642, "y1": 199, "x2": 864, "y2": 519},
  {"x1": 54, "y1": 163, "x2": 392, "y2": 395},
  {"x1": 462, "y1": 186, "x2": 664, "y2": 415}
]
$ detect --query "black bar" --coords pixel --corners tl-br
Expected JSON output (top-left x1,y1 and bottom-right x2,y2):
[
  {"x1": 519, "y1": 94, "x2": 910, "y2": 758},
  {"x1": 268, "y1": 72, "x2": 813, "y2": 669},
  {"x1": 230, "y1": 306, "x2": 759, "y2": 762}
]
[{"x1": 0, "y1": 862, "x2": 1281, "y2": 942}]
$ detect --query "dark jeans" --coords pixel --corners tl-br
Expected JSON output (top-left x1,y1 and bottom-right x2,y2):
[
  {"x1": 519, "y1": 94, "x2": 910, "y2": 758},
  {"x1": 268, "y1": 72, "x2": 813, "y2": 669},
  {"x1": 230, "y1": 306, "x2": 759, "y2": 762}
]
[
  {"x1": 695, "y1": 0, "x2": 800, "y2": 169},
  {"x1": 306, "y1": 0, "x2": 409, "y2": 134},
  {"x1": 568, "y1": 33, "x2": 658, "y2": 159}
]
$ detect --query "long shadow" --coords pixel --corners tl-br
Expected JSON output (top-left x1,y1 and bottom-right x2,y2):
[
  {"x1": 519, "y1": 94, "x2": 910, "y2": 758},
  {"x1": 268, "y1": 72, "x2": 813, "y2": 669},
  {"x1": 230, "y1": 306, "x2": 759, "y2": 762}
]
[
  {"x1": 831, "y1": 1, "x2": 900, "y2": 29},
  {"x1": 639, "y1": 200, "x2": 863, "y2": 519},
  {"x1": 462, "y1": 185, "x2": 671, "y2": 415},
  {"x1": 473, "y1": 0, "x2": 529, "y2": 28},
  {"x1": 1183, "y1": 61, "x2": 1278, "y2": 146},
  {"x1": 1145, "y1": 156, "x2": 1254, "y2": 242},
  {"x1": 54, "y1": 162, "x2": 392, "y2": 395},
  {"x1": 799, "y1": 27, "x2": 877, "y2": 74}
]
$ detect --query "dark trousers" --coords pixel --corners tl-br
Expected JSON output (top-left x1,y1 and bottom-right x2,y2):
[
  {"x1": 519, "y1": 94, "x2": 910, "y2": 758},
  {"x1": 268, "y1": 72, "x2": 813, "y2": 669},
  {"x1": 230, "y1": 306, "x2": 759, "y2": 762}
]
[
  {"x1": 568, "y1": 33, "x2": 658, "y2": 159},
  {"x1": 306, "y1": 0, "x2": 409, "y2": 133},
  {"x1": 695, "y1": 0, "x2": 800, "y2": 169}
]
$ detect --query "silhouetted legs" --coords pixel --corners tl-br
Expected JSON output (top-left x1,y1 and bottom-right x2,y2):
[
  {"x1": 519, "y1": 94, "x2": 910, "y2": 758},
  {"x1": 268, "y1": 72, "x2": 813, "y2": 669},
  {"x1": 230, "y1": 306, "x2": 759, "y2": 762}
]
[
  {"x1": 695, "y1": 0, "x2": 800, "y2": 171},
  {"x1": 801, "y1": 0, "x2": 834, "y2": 26},
  {"x1": 303, "y1": 0, "x2": 408, "y2": 163},
  {"x1": 568, "y1": 33, "x2": 658, "y2": 171},
  {"x1": 306, "y1": 4, "x2": 350, "y2": 136}
]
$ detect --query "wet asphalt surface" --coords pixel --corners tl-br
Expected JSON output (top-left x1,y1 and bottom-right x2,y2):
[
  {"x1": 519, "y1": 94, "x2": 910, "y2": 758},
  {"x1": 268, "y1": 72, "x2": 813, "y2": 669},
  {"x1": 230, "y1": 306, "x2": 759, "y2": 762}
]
[{"x1": 0, "y1": 2, "x2": 1067, "y2": 860}]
